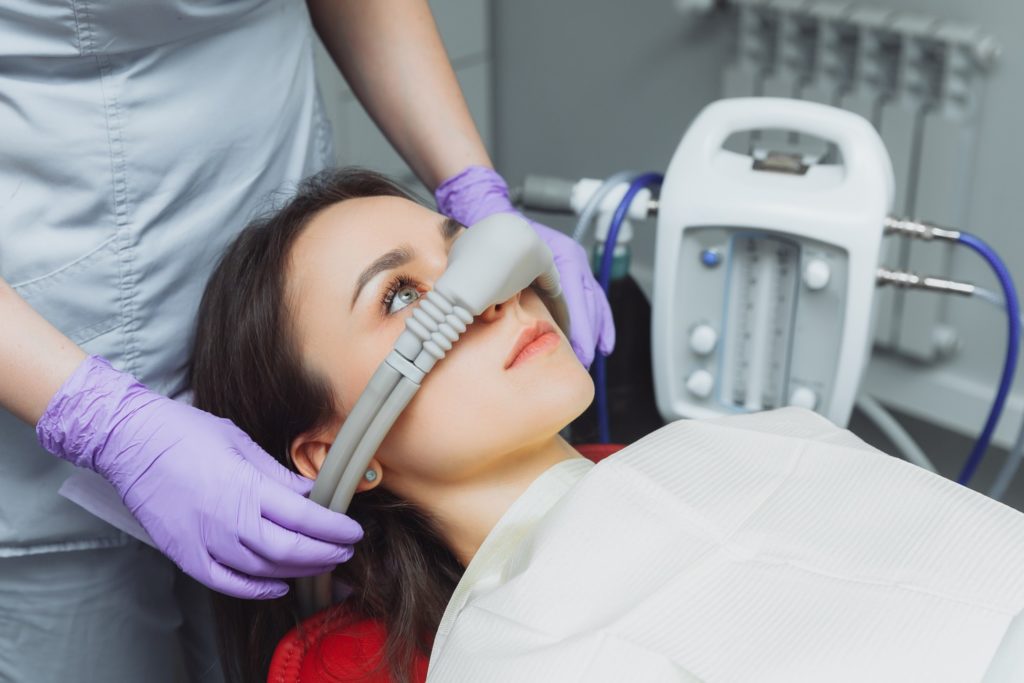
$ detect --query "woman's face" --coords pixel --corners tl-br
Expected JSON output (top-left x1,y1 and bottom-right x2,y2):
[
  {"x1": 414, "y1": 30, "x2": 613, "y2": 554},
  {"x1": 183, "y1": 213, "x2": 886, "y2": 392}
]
[{"x1": 286, "y1": 196, "x2": 594, "y2": 500}]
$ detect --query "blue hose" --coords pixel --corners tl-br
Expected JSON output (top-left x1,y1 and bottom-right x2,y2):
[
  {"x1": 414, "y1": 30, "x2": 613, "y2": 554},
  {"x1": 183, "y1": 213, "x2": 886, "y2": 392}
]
[
  {"x1": 594, "y1": 173, "x2": 664, "y2": 443},
  {"x1": 956, "y1": 231, "x2": 1021, "y2": 486}
]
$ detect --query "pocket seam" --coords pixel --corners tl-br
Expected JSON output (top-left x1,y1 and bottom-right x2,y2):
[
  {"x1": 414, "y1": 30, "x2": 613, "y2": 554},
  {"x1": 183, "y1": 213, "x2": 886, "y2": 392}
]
[
  {"x1": 11, "y1": 235, "x2": 118, "y2": 293},
  {"x1": 70, "y1": 315, "x2": 122, "y2": 345}
]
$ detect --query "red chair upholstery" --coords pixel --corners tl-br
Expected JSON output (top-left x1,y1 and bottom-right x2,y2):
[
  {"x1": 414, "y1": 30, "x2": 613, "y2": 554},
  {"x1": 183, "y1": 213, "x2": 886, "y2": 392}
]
[
  {"x1": 268, "y1": 610, "x2": 429, "y2": 682},
  {"x1": 573, "y1": 442, "x2": 627, "y2": 464}
]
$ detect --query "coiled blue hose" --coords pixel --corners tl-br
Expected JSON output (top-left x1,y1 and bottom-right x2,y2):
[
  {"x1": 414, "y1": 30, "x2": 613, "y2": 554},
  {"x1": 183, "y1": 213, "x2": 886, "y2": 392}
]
[
  {"x1": 956, "y1": 231, "x2": 1021, "y2": 486},
  {"x1": 595, "y1": 173, "x2": 663, "y2": 443}
]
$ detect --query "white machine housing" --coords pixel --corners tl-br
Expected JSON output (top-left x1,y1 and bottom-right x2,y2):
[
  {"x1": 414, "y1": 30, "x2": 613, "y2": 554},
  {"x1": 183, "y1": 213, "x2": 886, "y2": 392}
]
[{"x1": 652, "y1": 98, "x2": 895, "y2": 426}]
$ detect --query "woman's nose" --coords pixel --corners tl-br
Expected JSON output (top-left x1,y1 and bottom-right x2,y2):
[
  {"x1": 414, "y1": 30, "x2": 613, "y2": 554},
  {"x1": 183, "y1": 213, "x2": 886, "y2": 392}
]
[{"x1": 477, "y1": 290, "x2": 522, "y2": 323}]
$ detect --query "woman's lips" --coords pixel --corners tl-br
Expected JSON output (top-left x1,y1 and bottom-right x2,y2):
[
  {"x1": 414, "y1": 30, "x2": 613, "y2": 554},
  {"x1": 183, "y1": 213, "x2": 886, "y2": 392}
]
[
  {"x1": 508, "y1": 331, "x2": 560, "y2": 368},
  {"x1": 505, "y1": 321, "x2": 559, "y2": 369}
]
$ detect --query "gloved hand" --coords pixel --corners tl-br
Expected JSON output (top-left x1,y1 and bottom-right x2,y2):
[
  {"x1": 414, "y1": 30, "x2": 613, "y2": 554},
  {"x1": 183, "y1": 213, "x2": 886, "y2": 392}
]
[
  {"x1": 37, "y1": 355, "x2": 363, "y2": 600},
  {"x1": 435, "y1": 165, "x2": 615, "y2": 368}
]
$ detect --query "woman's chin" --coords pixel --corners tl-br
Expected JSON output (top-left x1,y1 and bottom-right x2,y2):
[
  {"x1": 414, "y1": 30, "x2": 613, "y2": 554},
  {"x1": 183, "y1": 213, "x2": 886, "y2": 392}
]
[{"x1": 530, "y1": 365, "x2": 595, "y2": 434}]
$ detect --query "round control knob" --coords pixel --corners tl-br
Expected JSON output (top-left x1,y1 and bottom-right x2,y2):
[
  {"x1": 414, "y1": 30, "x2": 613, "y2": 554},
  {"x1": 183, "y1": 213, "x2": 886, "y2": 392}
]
[
  {"x1": 686, "y1": 369, "x2": 714, "y2": 399},
  {"x1": 689, "y1": 324, "x2": 718, "y2": 356},
  {"x1": 803, "y1": 259, "x2": 831, "y2": 291},
  {"x1": 700, "y1": 248, "x2": 722, "y2": 268},
  {"x1": 788, "y1": 386, "x2": 818, "y2": 410}
]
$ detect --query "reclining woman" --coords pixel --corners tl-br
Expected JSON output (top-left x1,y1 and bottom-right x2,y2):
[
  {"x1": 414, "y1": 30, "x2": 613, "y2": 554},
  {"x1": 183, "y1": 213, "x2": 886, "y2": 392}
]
[{"x1": 190, "y1": 168, "x2": 1024, "y2": 683}]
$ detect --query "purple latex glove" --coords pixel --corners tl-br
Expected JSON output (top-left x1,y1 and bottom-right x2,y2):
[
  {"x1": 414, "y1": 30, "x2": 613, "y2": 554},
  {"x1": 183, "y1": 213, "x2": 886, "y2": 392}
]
[
  {"x1": 37, "y1": 355, "x2": 363, "y2": 600},
  {"x1": 435, "y1": 165, "x2": 615, "y2": 368}
]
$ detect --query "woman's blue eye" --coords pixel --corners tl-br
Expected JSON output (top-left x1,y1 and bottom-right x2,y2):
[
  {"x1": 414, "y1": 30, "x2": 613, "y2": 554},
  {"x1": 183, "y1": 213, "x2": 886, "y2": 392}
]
[{"x1": 388, "y1": 284, "x2": 421, "y2": 314}]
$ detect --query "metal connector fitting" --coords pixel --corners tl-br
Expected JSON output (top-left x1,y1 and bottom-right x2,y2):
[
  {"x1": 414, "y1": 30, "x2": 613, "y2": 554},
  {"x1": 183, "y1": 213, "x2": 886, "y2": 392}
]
[
  {"x1": 876, "y1": 267, "x2": 975, "y2": 296},
  {"x1": 883, "y1": 216, "x2": 961, "y2": 241}
]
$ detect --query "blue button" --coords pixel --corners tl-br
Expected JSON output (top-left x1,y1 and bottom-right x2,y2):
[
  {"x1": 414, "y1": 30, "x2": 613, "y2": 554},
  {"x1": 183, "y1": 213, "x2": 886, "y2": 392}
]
[{"x1": 700, "y1": 249, "x2": 722, "y2": 268}]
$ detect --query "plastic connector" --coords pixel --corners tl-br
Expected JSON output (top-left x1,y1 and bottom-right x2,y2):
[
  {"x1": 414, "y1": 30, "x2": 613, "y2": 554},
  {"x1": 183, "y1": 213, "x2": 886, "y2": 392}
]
[
  {"x1": 519, "y1": 174, "x2": 658, "y2": 221},
  {"x1": 571, "y1": 178, "x2": 655, "y2": 221},
  {"x1": 519, "y1": 175, "x2": 578, "y2": 213}
]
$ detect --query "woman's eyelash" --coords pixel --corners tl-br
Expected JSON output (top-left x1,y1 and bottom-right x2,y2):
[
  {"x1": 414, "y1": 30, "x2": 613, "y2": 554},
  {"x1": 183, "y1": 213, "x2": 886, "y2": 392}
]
[{"x1": 380, "y1": 274, "x2": 420, "y2": 314}]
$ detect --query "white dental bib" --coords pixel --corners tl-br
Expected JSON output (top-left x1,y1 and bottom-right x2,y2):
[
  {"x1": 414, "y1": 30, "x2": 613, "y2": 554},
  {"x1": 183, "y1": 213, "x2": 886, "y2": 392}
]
[{"x1": 427, "y1": 408, "x2": 1024, "y2": 682}]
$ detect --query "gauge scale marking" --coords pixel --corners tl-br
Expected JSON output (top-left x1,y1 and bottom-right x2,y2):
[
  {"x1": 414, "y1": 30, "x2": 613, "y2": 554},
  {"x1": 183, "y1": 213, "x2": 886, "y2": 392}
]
[{"x1": 720, "y1": 234, "x2": 800, "y2": 412}]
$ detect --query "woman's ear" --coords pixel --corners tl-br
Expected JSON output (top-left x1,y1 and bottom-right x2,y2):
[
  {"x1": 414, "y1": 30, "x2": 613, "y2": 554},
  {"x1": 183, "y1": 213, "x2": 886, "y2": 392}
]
[
  {"x1": 289, "y1": 432, "x2": 330, "y2": 480},
  {"x1": 289, "y1": 429, "x2": 384, "y2": 493}
]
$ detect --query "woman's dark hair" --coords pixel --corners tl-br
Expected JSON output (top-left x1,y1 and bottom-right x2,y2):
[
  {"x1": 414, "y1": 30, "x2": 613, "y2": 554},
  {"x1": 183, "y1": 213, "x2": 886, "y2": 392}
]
[{"x1": 189, "y1": 168, "x2": 464, "y2": 683}]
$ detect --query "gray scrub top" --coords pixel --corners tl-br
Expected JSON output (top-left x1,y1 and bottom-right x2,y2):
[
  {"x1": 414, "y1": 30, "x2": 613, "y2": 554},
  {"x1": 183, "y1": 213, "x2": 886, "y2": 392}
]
[{"x1": 0, "y1": 0, "x2": 333, "y2": 555}]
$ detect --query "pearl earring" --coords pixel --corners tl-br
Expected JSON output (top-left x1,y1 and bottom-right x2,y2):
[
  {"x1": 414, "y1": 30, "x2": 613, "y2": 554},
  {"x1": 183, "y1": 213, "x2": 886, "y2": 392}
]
[{"x1": 364, "y1": 469, "x2": 378, "y2": 482}]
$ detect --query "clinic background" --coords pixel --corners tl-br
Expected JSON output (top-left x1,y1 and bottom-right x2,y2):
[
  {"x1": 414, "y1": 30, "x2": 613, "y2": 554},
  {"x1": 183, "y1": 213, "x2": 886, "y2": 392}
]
[{"x1": 310, "y1": 0, "x2": 1024, "y2": 511}]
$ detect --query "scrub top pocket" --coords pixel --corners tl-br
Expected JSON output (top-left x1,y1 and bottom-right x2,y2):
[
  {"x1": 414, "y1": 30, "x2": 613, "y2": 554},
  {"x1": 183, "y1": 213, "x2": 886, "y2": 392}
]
[{"x1": 11, "y1": 236, "x2": 125, "y2": 347}]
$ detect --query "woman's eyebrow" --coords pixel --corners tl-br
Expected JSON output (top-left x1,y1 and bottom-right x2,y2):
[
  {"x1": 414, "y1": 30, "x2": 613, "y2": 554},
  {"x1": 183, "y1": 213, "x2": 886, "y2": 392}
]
[
  {"x1": 441, "y1": 215, "x2": 462, "y2": 241},
  {"x1": 351, "y1": 245, "x2": 414, "y2": 309},
  {"x1": 350, "y1": 217, "x2": 463, "y2": 309}
]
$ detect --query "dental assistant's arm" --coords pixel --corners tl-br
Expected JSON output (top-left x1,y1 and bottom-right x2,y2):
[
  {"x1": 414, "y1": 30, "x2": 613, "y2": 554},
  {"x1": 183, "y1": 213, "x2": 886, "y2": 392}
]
[
  {"x1": 0, "y1": 275, "x2": 362, "y2": 598},
  {"x1": 307, "y1": 0, "x2": 617, "y2": 366},
  {"x1": 0, "y1": 277, "x2": 87, "y2": 424},
  {"x1": 306, "y1": 0, "x2": 491, "y2": 188}
]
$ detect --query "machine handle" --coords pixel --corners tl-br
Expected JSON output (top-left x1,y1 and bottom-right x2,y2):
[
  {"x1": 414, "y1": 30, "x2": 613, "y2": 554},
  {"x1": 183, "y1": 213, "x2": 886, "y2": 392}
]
[{"x1": 690, "y1": 97, "x2": 895, "y2": 196}]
